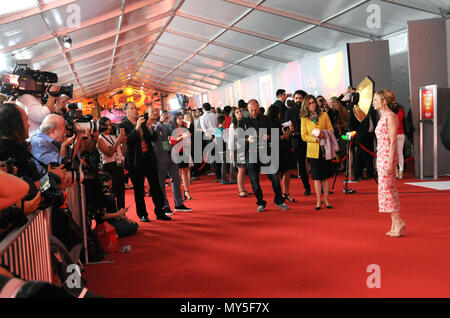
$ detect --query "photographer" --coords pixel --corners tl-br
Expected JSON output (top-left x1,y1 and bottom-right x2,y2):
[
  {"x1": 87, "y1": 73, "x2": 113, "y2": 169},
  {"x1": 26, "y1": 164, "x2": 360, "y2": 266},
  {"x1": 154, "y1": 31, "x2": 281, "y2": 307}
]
[
  {"x1": 92, "y1": 172, "x2": 138, "y2": 238},
  {"x1": 30, "y1": 114, "x2": 78, "y2": 178},
  {"x1": 118, "y1": 102, "x2": 170, "y2": 222},
  {"x1": 0, "y1": 169, "x2": 41, "y2": 239},
  {"x1": 0, "y1": 169, "x2": 29, "y2": 210},
  {"x1": 97, "y1": 117, "x2": 127, "y2": 210},
  {"x1": 0, "y1": 103, "x2": 43, "y2": 212},
  {"x1": 16, "y1": 86, "x2": 64, "y2": 137},
  {"x1": 0, "y1": 104, "x2": 45, "y2": 239}
]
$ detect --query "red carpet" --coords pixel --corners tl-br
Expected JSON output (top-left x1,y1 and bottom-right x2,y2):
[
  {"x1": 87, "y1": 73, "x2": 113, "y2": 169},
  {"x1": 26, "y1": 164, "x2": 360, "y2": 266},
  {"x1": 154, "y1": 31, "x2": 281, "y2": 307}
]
[{"x1": 83, "y1": 173, "x2": 450, "y2": 298}]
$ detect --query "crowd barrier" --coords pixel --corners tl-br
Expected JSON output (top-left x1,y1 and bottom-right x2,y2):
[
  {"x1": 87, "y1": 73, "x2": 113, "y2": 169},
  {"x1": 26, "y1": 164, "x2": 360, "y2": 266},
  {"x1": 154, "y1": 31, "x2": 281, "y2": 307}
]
[{"x1": 0, "y1": 209, "x2": 52, "y2": 283}]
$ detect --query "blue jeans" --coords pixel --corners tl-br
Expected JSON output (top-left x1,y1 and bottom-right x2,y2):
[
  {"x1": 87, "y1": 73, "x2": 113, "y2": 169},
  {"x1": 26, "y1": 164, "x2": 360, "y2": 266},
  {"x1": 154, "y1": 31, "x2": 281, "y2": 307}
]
[
  {"x1": 246, "y1": 163, "x2": 285, "y2": 207},
  {"x1": 108, "y1": 218, "x2": 138, "y2": 238}
]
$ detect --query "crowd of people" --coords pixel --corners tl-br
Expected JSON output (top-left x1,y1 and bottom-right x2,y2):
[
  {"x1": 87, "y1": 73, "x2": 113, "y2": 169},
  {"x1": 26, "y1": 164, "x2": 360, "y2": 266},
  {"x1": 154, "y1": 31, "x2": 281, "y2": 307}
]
[
  {"x1": 1, "y1": 86, "x2": 411, "y2": 230},
  {"x1": 0, "y1": 84, "x2": 412, "y2": 295}
]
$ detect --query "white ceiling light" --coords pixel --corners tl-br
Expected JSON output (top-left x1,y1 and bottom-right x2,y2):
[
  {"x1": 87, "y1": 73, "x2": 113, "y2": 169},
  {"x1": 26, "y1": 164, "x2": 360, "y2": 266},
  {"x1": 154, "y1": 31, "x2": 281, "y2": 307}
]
[{"x1": 62, "y1": 35, "x2": 72, "y2": 49}]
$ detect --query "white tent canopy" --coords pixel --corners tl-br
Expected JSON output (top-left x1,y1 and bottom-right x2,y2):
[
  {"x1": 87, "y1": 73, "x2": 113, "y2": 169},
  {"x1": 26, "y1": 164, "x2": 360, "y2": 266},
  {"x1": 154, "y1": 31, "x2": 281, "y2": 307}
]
[{"x1": 0, "y1": 0, "x2": 448, "y2": 100}]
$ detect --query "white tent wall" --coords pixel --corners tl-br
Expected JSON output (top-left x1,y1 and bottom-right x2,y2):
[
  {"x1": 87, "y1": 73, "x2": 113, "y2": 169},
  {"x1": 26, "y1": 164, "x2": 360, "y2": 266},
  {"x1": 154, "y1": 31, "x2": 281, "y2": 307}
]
[
  {"x1": 408, "y1": 17, "x2": 450, "y2": 177},
  {"x1": 387, "y1": 31, "x2": 410, "y2": 111}
]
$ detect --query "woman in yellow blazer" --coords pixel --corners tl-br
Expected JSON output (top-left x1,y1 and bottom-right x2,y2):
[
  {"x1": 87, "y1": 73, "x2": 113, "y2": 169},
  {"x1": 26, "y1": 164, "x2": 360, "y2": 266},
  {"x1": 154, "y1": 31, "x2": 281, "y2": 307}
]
[{"x1": 301, "y1": 95, "x2": 334, "y2": 210}]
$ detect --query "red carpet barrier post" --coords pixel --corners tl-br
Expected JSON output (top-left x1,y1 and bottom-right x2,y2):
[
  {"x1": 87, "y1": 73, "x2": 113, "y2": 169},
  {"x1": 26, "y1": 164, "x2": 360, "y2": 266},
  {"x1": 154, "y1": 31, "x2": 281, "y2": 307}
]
[{"x1": 332, "y1": 132, "x2": 357, "y2": 194}]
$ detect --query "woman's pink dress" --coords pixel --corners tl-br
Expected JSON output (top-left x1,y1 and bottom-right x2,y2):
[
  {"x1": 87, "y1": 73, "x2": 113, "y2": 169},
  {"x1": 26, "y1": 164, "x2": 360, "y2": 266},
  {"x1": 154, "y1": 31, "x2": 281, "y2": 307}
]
[{"x1": 375, "y1": 112, "x2": 401, "y2": 213}]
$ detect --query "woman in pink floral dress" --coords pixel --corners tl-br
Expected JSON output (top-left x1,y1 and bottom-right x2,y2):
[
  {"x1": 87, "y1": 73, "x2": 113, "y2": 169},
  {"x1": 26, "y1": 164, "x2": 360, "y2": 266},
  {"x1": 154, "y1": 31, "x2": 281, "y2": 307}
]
[{"x1": 374, "y1": 89, "x2": 405, "y2": 237}]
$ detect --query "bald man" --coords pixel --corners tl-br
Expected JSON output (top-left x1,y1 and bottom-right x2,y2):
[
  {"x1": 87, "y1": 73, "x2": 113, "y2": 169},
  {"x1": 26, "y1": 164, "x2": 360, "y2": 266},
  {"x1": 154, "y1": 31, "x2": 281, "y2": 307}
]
[
  {"x1": 30, "y1": 114, "x2": 75, "y2": 174},
  {"x1": 237, "y1": 99, "x2": 288, "y2": 212}
]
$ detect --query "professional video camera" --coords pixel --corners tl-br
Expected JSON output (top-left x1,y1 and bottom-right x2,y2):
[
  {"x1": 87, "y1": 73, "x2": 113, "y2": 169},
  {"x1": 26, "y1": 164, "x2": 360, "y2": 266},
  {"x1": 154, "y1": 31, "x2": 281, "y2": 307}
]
[{"x1": 0, "y1": 64, "x2": 73, "y2": 99}]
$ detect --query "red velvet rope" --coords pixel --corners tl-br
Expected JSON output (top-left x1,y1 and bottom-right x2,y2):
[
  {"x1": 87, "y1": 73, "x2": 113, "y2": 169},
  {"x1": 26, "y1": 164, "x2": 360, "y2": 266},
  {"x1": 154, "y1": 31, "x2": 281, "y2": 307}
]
[
  {"x1": 330, "y1": 141, "x2": 414, "y2": 163},
  {"x1": 355, "y1": 141, "x2": 414, "y2": 162},
  {"x1": 198, "y1": 152, "x2": 209, "y2": 171}
]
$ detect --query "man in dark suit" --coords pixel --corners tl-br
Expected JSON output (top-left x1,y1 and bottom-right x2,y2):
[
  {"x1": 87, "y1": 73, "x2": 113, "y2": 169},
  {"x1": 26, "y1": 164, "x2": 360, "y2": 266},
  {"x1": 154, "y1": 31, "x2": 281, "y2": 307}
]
[
  {"x1": 237, "y1": 99, "x2": 288, "y2": 213},
  {"x1": 290, "y1": 90, "x2": 311, "y2": 195},
  {"x1": 272, "y1": 89, "x2": 287, "y2": 111},
  {"x1": 118, "y1": 102, "x2": 170, "y2": 222},
  {"x1": 280, "y1": 90, "x2": 311, "y2": 196}
]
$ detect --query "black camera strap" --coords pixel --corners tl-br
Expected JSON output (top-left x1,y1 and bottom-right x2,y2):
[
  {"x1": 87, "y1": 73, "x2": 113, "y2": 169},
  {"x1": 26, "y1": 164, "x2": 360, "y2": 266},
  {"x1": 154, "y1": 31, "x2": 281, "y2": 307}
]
[
  {"x1": 100, "y1": 134, "x2": 115, "y2": 147},
  {"x1": 29, "y1": 152, "x2": 50, "y2": 173}
]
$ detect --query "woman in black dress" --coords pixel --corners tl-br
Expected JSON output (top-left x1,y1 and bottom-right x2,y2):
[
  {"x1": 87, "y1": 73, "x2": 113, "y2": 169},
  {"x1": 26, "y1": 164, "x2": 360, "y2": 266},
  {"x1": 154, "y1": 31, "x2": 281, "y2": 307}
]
[{"x1": 266, "y1": 105, "x2": 296, "y2": 201}]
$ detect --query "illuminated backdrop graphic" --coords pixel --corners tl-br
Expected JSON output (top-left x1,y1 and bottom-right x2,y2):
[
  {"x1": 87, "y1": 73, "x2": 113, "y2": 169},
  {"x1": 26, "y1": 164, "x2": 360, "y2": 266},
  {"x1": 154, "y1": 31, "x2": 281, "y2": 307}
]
[{"x1": 202, "y1": 44, "x2": 350, "y2": 109}]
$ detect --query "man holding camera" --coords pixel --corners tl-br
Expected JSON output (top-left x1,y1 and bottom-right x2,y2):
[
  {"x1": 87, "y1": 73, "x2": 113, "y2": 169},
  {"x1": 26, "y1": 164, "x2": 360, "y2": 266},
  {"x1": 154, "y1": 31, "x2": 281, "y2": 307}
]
[
  {"x1": 30, "y1": 114, "x2": 77, "y2": 177},
  {"x1": 118, "y1": 102, "x2": 170, "y2": 222},
  {"x1": 16, "y1": 86, "x2": 67, "y2": 138}
]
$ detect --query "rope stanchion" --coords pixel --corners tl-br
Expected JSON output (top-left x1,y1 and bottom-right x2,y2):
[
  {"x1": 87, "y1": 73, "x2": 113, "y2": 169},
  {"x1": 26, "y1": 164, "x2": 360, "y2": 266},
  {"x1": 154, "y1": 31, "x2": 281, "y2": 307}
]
[
  {"x1": 331, "y1": 141, "x2": 352, "y2": 163},
  {"x1": 332, "y1": 155, "x2": 347, "y2": 164},
  {"x1": 355, "y1": 142, "x2": 377, "y2": 158}
]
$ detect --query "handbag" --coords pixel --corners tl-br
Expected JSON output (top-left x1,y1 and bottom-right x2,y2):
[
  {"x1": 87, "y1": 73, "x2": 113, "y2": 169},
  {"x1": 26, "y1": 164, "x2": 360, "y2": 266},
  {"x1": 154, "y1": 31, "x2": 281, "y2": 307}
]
[{"x1": 94, "y1": 221, "x2": 118, "y2": 254}]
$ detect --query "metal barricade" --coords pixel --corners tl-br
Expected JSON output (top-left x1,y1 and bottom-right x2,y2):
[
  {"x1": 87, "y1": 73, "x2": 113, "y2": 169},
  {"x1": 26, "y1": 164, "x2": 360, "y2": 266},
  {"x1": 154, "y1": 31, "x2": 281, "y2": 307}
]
[
  {"x1": 66, "y1": 184, "x2": 89, "y2": 264},
  {"x1": 0, "y1": 209, "x2": 52, "y2": 283}
]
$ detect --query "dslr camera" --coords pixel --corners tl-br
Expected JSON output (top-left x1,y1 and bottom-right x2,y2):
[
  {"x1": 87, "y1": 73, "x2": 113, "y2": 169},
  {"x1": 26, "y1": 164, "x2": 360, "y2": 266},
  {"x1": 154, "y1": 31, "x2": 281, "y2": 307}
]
[
  {"x1": 0, "y1": 157, "x2": 65, "y2": 210},
  {"x1": 63, "y1": 103, "x2": 102, "y2": 138}
]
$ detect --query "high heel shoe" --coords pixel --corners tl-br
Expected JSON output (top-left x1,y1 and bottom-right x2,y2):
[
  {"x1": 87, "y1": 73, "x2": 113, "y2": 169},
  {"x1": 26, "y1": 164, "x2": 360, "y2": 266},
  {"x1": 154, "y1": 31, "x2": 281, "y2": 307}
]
[
  {"x1": 385, "y1": 223, "x2": 395, "y2": 236},
  {"x1": 283, "y1": 193, "x2": 296, "y2": 202},
  {"x1": 184, "y1": 191, "x2": 193, "y2": 200},
  {"x1": 315, "y1": 201, "x2": 322, "y2": 210},
  {"x1": 387, "y1": 220, "x2": 406, "y2": 237},
  {"x1": 324, "y1": 201, "x2": 333, "y2": 209}
]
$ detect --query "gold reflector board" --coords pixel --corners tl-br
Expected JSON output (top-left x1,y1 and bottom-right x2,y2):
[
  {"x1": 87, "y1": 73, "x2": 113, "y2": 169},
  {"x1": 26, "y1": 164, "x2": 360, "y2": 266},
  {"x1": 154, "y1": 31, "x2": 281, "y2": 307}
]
[{"x1": 353, "y1": 76, "x2": 374, "y2": 122}]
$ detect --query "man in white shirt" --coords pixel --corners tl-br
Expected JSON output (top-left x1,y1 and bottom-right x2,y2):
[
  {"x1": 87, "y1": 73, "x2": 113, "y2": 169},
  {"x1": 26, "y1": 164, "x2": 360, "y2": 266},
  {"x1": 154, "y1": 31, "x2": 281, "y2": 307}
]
[
  {"x1": 16, "y1": 86, "x2": 64, "y2": 137},
  {"x1": 199, "y1": 103, "x2": 221, "y2": 182},
  {"x1": 199, "y1": 103, "x2": 217, "y2": 140}
]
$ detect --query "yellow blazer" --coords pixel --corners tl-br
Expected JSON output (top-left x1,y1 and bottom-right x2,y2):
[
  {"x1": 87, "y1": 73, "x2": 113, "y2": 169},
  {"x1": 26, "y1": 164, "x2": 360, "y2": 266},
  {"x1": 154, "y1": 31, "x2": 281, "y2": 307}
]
[{"x1": 301, "y1": 112, "x2": 334, "y2": 159}]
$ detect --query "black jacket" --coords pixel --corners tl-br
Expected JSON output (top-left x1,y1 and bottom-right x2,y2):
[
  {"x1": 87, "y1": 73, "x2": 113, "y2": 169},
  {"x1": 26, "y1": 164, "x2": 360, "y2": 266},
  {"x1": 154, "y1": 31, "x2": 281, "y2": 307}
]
[
  {"x1": 349, "y1": 105, "x2": 378, "y2": 144},
  {"x1": 280, "y1": 103, "x2": 304, "y2": 149},
  {"x1": 236, "y1": 114, "x2": 272, "y2": 164},
  {"x1": 272, "y1": 100, "x2": 285, "y2": 111},
  {"x1": 117, "y1": 118, "x2": 158, "y2": 169}
]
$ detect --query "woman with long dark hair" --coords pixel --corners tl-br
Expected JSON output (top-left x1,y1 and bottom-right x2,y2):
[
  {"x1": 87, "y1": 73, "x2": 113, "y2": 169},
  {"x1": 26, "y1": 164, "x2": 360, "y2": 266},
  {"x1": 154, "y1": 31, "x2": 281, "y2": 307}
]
[
  {"x1": 96, "y1": 117, "x2": 127, "y2": 209},
  {"x1": 184, "y1": 112, "x2": 196, "y2": 185},
  {"x1": 0, "y1": 103, "x2": 42, "y2": 213},
  {"x1": 228, "y1": 108, "x2": 250, "y2": 197},
  {"x1": 170, "y1": 112, "x2": 193, "y2": 200}
]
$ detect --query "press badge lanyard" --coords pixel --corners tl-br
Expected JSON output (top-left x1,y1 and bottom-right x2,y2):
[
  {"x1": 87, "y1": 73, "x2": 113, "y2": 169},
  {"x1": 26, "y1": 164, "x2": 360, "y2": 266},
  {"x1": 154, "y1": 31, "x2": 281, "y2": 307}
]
[{"x1": 158, "y1": 125, "x2": 171, "y2": 152}]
